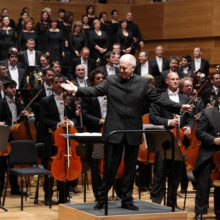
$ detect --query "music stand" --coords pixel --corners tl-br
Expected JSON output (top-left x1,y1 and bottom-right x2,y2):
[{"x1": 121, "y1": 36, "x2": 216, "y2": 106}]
[{"x1": 0, "y1": 125, "x2": 10, "y2": 212}]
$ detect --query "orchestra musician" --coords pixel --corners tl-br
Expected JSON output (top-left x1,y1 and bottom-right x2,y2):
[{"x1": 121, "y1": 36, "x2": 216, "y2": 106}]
[
  {"x1": 149, "y1": 72, "x2": 194, "y2": 207},
  {"x1": 39, "y1": 73, "x2": 79, "y2": 204},
  {"x1": 193, "y1": 91, "x2": 220, "y2": 220},
  {"x1": 61, "y1": 54, "x2": 194, "y2": 211}
]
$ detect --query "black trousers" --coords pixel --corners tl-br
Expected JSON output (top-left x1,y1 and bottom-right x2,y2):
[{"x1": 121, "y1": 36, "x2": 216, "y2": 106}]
[
  {"x1": 97, "y1": 138, "x2": 139, "y2": 205},
  {"x1": 195, "y1": 158, "x2": 220, "y2": 216},
  {"x1": 150, "y1": 151, "x2": 183, "y2": 206}
]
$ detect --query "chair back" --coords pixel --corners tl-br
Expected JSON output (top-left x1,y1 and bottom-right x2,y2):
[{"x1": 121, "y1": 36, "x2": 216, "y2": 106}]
[{"x1": 9, "y1": 140, "x2": 38, "y2": 165}]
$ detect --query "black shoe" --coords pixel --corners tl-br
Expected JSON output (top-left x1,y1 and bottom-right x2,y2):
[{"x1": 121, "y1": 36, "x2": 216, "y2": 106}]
[
  {"x1": 94, "y1": 201, "x2": 104, "y2": 210},
  {"x1": 121, "y1": 203, "x2": 139, "y2": 211},
  {"x1": 194, "y1": 214, "x2": 203, "y2": 220},
  {"x1": 44, "y1": 200, "x2": 58, "y2": 206}
]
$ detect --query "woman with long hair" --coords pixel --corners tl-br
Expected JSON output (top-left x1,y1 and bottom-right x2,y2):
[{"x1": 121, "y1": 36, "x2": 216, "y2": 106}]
[
  {"x1": 36, "y1": 10, "x2": 50, "y2": 53},
  {"x1": 0, "y1": 16, "x2": 15, "y2": 60},
  {"x1": 86, "y1": 5, "x2": 97, "y2": 27}
]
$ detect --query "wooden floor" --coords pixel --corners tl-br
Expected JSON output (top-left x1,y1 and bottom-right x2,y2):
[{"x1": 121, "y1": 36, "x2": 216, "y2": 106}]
[{"x1": 0, "y1": 181, "x2": 216, "y2": 220}]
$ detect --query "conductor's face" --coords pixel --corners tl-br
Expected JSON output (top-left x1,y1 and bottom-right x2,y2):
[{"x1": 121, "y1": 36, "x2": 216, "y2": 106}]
[{"x1": 119, "y1": 59, "x2": 134, "y2": 79}]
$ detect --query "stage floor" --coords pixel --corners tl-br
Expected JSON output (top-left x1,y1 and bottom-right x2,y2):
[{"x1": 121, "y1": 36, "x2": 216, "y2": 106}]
[{"x1": 59, "y1": 200, "x2": 187, "y2": 220}]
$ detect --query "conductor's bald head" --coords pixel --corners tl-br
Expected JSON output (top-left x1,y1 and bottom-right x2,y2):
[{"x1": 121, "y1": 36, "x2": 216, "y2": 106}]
[
  {"x1": 166, "y1": 72, "x2": 180, "y2": 92},
  {"x1": 119, "y1": 54, "x2": 136, "y2": 79}
]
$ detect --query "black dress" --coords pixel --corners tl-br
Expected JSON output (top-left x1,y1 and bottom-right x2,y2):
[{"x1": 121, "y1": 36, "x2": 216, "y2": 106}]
[
  {"x1": 69, "y1": 33, "x2": 87, "y2": 58},
  {"x1": 36, "y1": 22, "x2": 50, "y2": 53},
  {"x1": 101, "y1": 22, "x2": 113, "y2": 50},
  {"x1": 0, "y1": 28, "x2": 15, "y2": 60},
  {"x1": 45, "y1": 30, "x2": 64, "y2": 62},
  {"x1": 89, "y1": 30, "x2": 108, "y2": 63},
  {"x1": 110, "y1": 22, "x2": 119, "y2": 44},
  {"x1": 17, "y1": 31, "x2": 38, "y2": 51},
  {"x1": 116, "y1": 30, "x2": 135, "y2": 55}
]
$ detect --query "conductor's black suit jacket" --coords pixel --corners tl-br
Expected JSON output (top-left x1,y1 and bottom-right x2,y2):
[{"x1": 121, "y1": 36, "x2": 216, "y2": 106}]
[
  {"x1": 194, "y1": 106, "x2": 220, "y2": 177},
  {"x1": 76, "y1": 74, "x2": 182, "y2": 145}
]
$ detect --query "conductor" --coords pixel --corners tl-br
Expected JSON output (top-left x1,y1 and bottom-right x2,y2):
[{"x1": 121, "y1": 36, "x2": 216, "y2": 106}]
[{"x1": 61, "y1": 54, "x2": 193, "y2": 211}]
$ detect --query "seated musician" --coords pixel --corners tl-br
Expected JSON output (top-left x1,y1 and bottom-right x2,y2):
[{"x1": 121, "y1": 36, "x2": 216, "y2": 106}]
[
  {"x1": 0, "y1": 79, "x2": 28, "y2": 195},
  {"x1": 39, "y1": 73, "x2": 79, "y2": 204},
  {"x1": 193, "y1": 92, "x2": 220, "y2": 220},
  {"x1": 149, "y1": 72, "x2": 194, "y2": 207}
]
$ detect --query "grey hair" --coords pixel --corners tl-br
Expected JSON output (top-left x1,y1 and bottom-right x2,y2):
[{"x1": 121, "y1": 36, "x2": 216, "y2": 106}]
[{"x1": 120, "y1": 54, "x2": 136, "y2": 67}]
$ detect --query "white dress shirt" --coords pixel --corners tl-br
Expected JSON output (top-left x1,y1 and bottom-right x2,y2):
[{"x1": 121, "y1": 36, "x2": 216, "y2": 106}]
[
  {"x1": 44, "y1": 82, "x2": 53, "y2": 96},
  {"x1": 213, "y1": 85, "x2": 220, "y2": 95},
  {"x1": 54, "y1": 92, "x2": 65, "y2": 122},
  {"x1": 156, "y1": 56, "x2": 163, "y2": 73},
  {"x1": 194, "y1": 58, "x2": 201, "y2": 71},
  {"x1": 5, "y1": 95, "x2": 17, "y2": 125},
  {"x1": 81, "y1": 57, "x2": 88, "y2": 78},
  {"x1": 183, "y1": 67, "x2": 189, "y2": 74},
  {"x1": 77, "y1": 77, "x2": 87, "y2": 87},
  {"x1": 106, "y1": 64, "x2": 116, "y2": 76},
  {"x1": 27, "y1": 49, "x2": 36, "y2": 66},
  {"x1": 167, "y1": 89, "x2": 180, "y2": 126},
  {"x1": 9, "y1": 65, "x2": 19, "y2": 89},
  {"x1": 141, "y1": 61, "x2": 149, "y2": 76},
  {"x1": 98, "y1": 96, "x2": 107, "y2": 119}
]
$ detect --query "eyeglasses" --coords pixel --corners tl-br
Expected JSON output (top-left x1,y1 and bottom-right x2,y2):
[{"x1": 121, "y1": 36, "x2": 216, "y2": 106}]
[{"x1": 183, "y1": 85, "x2": 192, "y2": 88}]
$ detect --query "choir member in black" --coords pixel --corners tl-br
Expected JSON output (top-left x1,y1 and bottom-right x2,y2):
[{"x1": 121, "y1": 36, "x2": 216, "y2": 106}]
[
  {"x1": 116, "y1": 19, "x2": 135, "y2": 55},
  {"x1": 99, "y1": 12, "x2": 113, "y2": 50},
  {"x1": 39, "y1": 74, "x2": 79, "y2": 204},
  {"x1": 125, "y1": 12, "x2": 144, "y2": 54},
  {"x1": 59, "y1": 11, "x2": 73, "y2": 76},
  {"x1": 16, "y1": 11, "x2": 30, "y2": 34},
  {"x1": 17, "y1": 19, "x2": 38, "y2": 52},
  {"x1": 200, "y1": 72, "x2": 220, "y2": 108},
  {"x1": 86, "y1": 5, "x2": 98, "y2": 27},
  {"x1": 45, "y1": 18, "x2": 65, "y2": 63},
  {"x1": 89, "y1": 19, "x2": 108, "y2": 64},
  {"x1": 179, "y1": 55, "x2": 193, "y2": 76},
  {"x1": 193, "y1": 93, "x2": 220, "y2": 220},
  {"x1": 69, "y1": 21, "x2": 87, "y2": 59},
  {"x1": 112, "y1": 43, "x2": 122, "y2": 56},
  {"x1": 110, "y1": 10, "x2": 119, "y2": 45},
  {"x1": 51, "y1": 61, "x2": 62, "y2": 75},
  {"x1": 31, "y1": 68, "x2": 54, "y2": 142},
  {"x1": 0, "y1": 16, "x2": 15, "y2": 60},
  {"x1": 57, "y1": 8, "x2": 65, "y2": 27},
  {"x1": 149, "y1": 72, "x2": 194, "y2": 208},
  {"x1": 38, "y1": 54, "x2": 50, "y2": 72},
  {"x1": 36, "y1": 10, "x2": 50, "y2": 53},
  {"x1": 68, "y1": 47, "x2": 96, "y2": 80},
  {"x1": 7, "y1": 50, "x2": 27, "y2": 90},
  {"x1": 82, "y1": 15, "x2": 92, "y2": 43},
  {"x1": 19, "y1": 39, "x2": 41, "y2": 69},
  {"x1": 1, "y1": 8, "x2": 16, "y2": 30},
  {"x1": 81, "y1": 69, "x2": 106, "y2": 201}
]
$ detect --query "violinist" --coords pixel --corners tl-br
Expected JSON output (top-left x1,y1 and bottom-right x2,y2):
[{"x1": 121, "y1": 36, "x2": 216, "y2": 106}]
[
  {"x1": 39, "y1": 73, "x2": 79, "y2": 204},
  {"x1": 149, "y1": 72, "x2": 194, "y2": 208},
  {"x1": 200, "y1": 72, "x2": 220, "y2": 108},
  {"x1": 193, "y1": 92, "x2": 220, "y2": 220},
  {"x1": 0, "y1": 79, "x2": 29, "y2": 195}
]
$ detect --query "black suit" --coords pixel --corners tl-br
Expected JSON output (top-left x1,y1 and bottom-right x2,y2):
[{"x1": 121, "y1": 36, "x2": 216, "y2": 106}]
[
  {"x1": 76, "y1": 74, "x2": 182, "y2": 205},
  {"x1": 150, "y1": 57, "x2": 170, "y2": 76},
  {"x1": 191, "y1": 58, "x2": 209, "y2": 77},
  {"x1": 194, "y1": 107, "x2": 220, "y2": 216},
  {"x1": 200, "y1": 86, "x2": 219, "y2": 107},
  {"x1": 68, "y1": 57, "x2": 96, "y2": 80},
  {"x1": 19, "y1": 50, "x2": 41, "y2": 69},
  {"x1": 149, "y1": 91, "x2": 194, "y2": 206},
  {"x1": 99, "y1": 65, "x2": 119, "y2": 77}
]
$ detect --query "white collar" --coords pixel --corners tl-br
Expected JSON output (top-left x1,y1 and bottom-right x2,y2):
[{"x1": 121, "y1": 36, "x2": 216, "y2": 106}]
[{"x1": 168, "y1": 89, "x2": 178, "y2": 96}]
